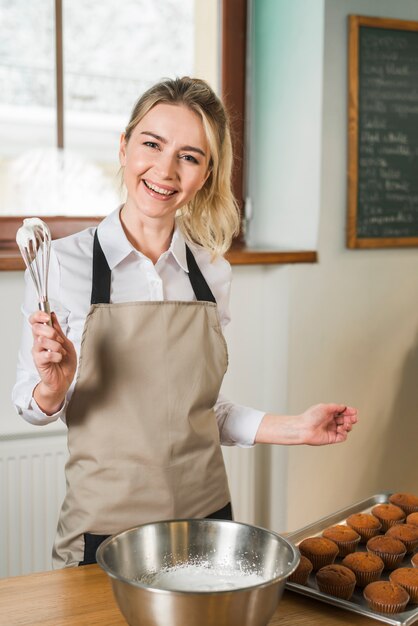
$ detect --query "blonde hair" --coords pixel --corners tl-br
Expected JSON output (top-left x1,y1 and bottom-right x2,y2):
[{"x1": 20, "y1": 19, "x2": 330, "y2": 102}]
[{"x1": 124, "y1": 77, "x2": 240, "y2": 257}]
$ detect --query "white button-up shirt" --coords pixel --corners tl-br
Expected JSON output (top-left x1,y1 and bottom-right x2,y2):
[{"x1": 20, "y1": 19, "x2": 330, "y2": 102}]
[{"x1": 12, "y1": 208, "x2": 265, "y2": 446}]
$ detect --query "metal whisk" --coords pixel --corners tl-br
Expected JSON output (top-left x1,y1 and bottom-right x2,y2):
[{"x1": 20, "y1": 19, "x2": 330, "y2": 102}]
[{"x1": 16, "y1": 218, "x2": 52, "y2": 325}]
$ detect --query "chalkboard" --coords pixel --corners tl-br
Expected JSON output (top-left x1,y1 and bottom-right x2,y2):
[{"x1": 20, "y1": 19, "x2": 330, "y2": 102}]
[{"x1": 347, "y1": 15, "x2": 418, "y2": 248}]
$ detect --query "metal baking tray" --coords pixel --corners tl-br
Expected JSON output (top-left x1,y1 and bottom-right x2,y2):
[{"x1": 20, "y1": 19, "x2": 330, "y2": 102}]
[{"x1": 286, "y1": 493, "x2": 418, "y2": 626}]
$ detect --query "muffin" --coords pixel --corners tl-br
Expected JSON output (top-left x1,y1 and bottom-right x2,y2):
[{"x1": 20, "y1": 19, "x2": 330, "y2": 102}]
[
  {"x1": 298, "y1": 537, "x2": 339, "y2": 571},
  {"x1": 406, "y1": 512, "x2": 418, "y2": 527},
  {"x1": 288, "y1": 555, "x2": 313, "y2": 585},
  {"x1": 389, "y1": 493, "x2": 418, "y2": 515},
  {"x1": 315, "y1": 564, "x2": 356, "y2": 600},
  {"x1": 412, "y1": 553, "x2": 418, "y2": 568},
  {"x1": 363, "y1": 581, "x2": 410, "y2": 613},
  {"x1": 322, "y1": 525, "x2": 360, "y2": 557},
  {"x1": 371, "y1": 503, "x2": 406, "y2": 532},
  {"x1": 386, "y1": 524, "x2": 418, "y2": 553},
  {"x1": 346, "y1": 513, "x2": 382, "y2": 542},
  {"x1": 342, "y1": 552, "x2": 384, "y2": 588},
  {"x1": 390, "y1": 567, "x2": 418, "y2": 603},
  {"x1": 366, "y1": 536, "x2": 407, "y2": 570}
]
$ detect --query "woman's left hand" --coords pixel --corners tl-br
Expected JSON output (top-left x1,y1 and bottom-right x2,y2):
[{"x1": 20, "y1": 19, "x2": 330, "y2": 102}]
[
  {"x1": 300, "y1": 403, "x2": 358, "y2": 445},
  {"x1": 254, "y1": 404, "x2": 358, "y2": 446}
]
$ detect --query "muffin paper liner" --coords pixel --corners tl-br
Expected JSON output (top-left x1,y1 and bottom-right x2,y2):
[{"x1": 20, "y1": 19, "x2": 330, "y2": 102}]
[
  {"x1": 396, "y1": 582, "x2": 418, "y2": 603},
  {"x1": 364, "y1": 597, "x2": 410, "y2": 614},
  {"x1": 317, "y1": 581, "x2": 356, "y2": 601},
  {"x1": 288, "y1": 570, "x2": 311, "y2": 585},
  {"x1": 366, "y1": 548, "x2": 407, "y2": 571},
  {"x1": 400, "y1": 539, "x2": 418, "y2": 554},
  {"x1": 378, "y1": 519, "x2": 405, "y2": 533},
  {"x1": 351, "y1": 567, "x2": 384, "y2": 588},
  {"x1": 333, "y1": 538, "x2": 361, "y2": 557},
  {"x1": 300, "y1": 552, "x2": 337, "y2": 571},
  {"x1": 306, "y1": 554, "x2": 336, "y2": 570},
  {"x1": 397, "y1": 504, "x2": 418, "y2": 516},
  {"x1": 348, "y1": 525, "x2": 381, "y2": 542}
]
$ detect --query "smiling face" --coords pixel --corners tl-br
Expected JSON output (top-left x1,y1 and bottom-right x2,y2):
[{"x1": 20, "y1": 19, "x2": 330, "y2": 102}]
[{"x1": 119, "y1": 103, "x2": 211, "y2": 227}]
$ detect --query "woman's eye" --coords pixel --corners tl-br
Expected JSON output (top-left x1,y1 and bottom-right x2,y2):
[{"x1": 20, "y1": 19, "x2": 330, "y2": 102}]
[
  {"x1": 181, "y1": 154, "x2": 199, "y2": 164},
  {"x1": 144, "y1": 141, "x2": 159, "y2": 149}
]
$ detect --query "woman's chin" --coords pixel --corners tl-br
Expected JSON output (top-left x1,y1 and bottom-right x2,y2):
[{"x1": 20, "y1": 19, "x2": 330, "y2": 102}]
[{"x1": 125, "y1": 199, "x2": 178, "y2": 223}]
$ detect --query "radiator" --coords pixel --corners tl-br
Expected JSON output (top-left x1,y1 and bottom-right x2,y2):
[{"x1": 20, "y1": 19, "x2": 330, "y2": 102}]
[
  {"x1": 0, "y1": 433, "x2": 68, "y2": 578},
  {"x1": 0, "y1": 435, "x2": 256, "y2": 578}
]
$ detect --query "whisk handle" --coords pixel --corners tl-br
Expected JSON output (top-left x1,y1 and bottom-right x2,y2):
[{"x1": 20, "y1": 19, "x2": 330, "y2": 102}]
[{"x1": 39, "y1": 301, "x2": 53, "y2": 327}]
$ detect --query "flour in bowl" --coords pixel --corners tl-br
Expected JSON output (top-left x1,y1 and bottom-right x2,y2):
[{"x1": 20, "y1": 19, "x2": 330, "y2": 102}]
[{"x1": 140, "y1": 562, "x2": 267, "y2": 592}]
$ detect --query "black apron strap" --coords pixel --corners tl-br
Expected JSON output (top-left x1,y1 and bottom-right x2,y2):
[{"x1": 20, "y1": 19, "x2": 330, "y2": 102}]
[
  {"x1": 91, "y1": 230, "x2": 111, "y2": 304},
  {"x1": 91, "y1": 231, "x2": 217, "y2": 304},
  {"x1": 185, "y1": 244, "x2": 216, "y2": 303}
]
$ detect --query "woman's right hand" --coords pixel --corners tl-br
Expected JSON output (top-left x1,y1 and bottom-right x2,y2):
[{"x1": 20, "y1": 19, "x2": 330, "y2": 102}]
[{"x1": 30, "y1": 310, "x2": 77, "y2": 415}]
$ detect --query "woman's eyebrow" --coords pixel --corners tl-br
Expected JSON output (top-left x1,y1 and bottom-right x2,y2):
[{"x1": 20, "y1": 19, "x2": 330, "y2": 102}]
[{"x1": 140, "y1": 131, "x2": 206, "y2": 157}]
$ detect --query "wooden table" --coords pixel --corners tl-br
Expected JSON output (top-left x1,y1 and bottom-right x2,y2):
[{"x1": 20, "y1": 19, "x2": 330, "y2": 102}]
[{"x1": 0, "y1": 565, "x2": 378, "y2": 626}]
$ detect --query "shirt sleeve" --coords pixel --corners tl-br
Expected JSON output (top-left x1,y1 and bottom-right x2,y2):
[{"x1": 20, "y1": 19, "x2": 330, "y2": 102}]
[
  {"x1": 214, "y1": 393, "x2": 265, "y2": 447},
  {"x1": 12, "y1": 247, "x2": 70, "y2": 426}
]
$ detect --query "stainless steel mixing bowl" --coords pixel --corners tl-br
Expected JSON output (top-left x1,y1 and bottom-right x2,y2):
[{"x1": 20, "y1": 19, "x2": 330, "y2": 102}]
[{"x1": 97, "y1": 519, "x2": 299, "y2": 626}]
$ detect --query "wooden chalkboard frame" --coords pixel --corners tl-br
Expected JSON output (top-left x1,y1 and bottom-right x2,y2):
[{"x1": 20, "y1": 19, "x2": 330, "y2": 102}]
[{"x1": 347, "y1": 15, "x2": 418, "y2": 248}]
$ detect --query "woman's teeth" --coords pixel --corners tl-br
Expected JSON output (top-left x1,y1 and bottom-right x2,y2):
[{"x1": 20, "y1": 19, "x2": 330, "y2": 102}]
[{"x1": 144, "y1": 180, "x2": 176, "y2": 196}]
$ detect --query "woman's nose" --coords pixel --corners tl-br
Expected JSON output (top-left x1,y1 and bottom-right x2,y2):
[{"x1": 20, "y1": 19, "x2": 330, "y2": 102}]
[{"x1": 156, "y1": 152, "x2": 178, "y2": 179}]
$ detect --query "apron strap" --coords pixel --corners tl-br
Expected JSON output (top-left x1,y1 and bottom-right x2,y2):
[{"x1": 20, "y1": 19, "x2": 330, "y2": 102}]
[
  {"x1": 91, "y1": 230, "x2": 111, "y2": 305},
  {"x1": 91, "y1": 230, "x2": 216, "y2": 304},
  {"x1": 185, "y1": 244, "x2": 216, "y2": 304}
]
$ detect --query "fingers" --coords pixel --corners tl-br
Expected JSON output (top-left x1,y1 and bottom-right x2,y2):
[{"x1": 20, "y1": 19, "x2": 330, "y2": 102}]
[
  {"x1": 339, "y1": 420, "x2": 352, "y2": 432},
  {"x1": 32, "y1": 321, "x2": 64, "y2": 346},
  {"x1": 323, "y1": 403, "x2": 348, "y2": 415},
  {"x1": 33, "y1": 345, "x2": 66, "y2": 364},
  {"x1": 30, "y1": 311, "x2": 64, "y2": 339},
  {"x1": 31, "y1": 335, "x2": 67, "y2": 366},
  {"x1": 333, "y1": 404, "x2": 358, "y2": 441},
  {"x1": 30, "y1": 311, "x2": 67, "y2": 362},
  {"x1": 30, "y1": 310, "x2": 64, "y2": 334},
  {"x1": 335, "y1": 414, "x2": 356, "y2": 439},
  {"x1": 33, "y1": 334, "x2": 66, "y2": 355},
  {"x1": 333, "y1": 404, "x2": 358, "y2": 424},
  {"x1": 340, "y1": 406, "x2": 358, "y2": 421},
  {"x1": 324, "y1": 403, "x2": 357, "y2": 417},
  {"x1": 334, "y1": 419, "x2": 354, "y2": 443},
  {"x1": 29, "y1": 310, "x2": 51, "y2": 326}
]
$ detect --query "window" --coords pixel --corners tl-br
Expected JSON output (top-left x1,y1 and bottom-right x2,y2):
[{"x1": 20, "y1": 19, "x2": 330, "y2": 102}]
[{"x1": 0, "y1": 0, "x2": 247, "y2": 269}]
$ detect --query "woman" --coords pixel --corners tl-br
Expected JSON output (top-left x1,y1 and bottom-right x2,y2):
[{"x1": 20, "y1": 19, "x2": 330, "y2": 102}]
[{"x1": 13, "y1": 77, "x2": 357, "y2": 568}]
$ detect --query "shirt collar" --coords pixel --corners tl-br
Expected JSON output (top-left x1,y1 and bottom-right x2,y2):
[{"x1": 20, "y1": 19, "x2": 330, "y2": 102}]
[
  {"x1": 97, "y1": 207, "x2": 134, "y2": 270},
  {"x1": 169, "y1": 226, "x2": 189, "y2": 272},
  {"x1": 97, "y1": 206, "x2": 189, "y2": 272}
]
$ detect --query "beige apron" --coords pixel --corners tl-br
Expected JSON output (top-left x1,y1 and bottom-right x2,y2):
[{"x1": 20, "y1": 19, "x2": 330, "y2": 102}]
[{"x1": 53, "y1": 233, "x2": 231, "y2": 568}]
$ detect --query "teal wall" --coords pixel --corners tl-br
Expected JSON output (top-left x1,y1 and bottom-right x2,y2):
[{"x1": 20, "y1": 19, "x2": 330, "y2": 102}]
[{"x1": 248, "y1": 0, "x2": 325, "y2": 249}]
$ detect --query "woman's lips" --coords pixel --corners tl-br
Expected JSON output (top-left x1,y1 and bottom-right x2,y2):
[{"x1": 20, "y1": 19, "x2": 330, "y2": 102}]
[{"x1": 142, "y1": 179, "x2": 177, "y2": 200}]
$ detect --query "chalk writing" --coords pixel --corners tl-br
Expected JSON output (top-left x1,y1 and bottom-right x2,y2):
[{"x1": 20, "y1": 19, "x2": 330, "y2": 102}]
[{"x1": 356, "y1": 25, "x2": 418, "y2": 238}]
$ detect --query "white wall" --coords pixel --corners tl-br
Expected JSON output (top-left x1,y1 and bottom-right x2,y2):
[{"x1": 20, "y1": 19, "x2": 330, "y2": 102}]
[
  {"x1": 286, "y1": 0, "x2": 418, "y2": 529},
  {"x1": 245, "y1": 0, "x2": 418, "y2": 532},
  {"x1": 223, "y1": 266, "x2": 290, "y2": 531}
]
